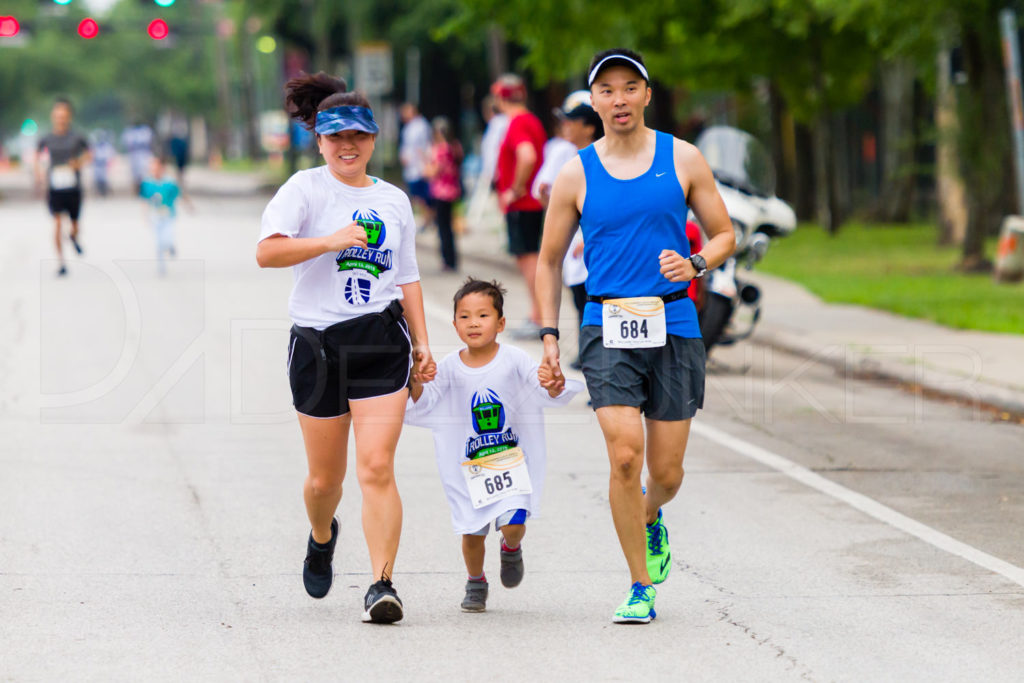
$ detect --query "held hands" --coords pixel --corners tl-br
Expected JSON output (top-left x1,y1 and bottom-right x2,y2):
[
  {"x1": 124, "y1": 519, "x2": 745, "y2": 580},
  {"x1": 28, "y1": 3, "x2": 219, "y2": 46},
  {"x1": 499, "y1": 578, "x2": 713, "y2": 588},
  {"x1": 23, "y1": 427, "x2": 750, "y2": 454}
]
[
  {"x1": 323, "y1": 221, "x2": 369, "y2": 253},
  {"x1": 659, "y1": 249, "x2": 695, "y2": 283},
  {"x1": 538, "y1": 339, "x2": 565, "y2": 395},
  {"x1": 412, "y1": 344, "x2": 437, "y2": 384}
]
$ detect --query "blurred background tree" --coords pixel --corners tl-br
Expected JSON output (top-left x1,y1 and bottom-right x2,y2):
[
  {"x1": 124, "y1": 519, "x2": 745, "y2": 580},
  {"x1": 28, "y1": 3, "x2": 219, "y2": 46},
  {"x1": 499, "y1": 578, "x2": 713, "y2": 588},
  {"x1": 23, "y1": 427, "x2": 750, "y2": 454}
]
[{"x1": 0, "y1": 0, "x2": 1018, "y2": 270}]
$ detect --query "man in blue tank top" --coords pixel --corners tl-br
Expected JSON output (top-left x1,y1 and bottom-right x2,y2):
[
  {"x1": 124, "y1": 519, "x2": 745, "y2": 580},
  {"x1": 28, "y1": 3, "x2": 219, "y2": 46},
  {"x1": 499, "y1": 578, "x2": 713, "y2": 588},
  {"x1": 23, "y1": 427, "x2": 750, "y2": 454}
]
[{"x1": 535, "y1": 49, "x2": 735, "y2": 624}]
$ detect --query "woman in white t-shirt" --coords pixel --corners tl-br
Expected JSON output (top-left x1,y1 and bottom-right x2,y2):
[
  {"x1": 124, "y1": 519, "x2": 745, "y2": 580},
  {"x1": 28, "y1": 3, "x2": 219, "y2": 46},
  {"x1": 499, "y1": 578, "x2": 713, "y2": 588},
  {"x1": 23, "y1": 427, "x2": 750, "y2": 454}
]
[{"x1": 257, "y1": 72, "x2": 437, "y2": 624}]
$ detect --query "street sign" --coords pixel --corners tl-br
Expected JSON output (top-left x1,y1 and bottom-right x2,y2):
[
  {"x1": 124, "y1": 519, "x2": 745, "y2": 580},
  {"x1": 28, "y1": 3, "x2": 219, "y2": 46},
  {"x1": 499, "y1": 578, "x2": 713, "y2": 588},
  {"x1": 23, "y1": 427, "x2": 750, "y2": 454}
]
[{"x1": 354, "y1": 42, "x2": 393, "y2": 96}]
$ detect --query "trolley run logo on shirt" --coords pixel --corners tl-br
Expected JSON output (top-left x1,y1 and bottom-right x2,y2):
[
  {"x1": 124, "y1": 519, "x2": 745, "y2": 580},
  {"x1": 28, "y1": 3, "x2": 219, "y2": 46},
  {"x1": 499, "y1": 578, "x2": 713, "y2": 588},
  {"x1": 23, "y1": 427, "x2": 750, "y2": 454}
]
[
  {"x1": 465, "y1": 388, "x2": 519, "y2": 460},
  {"x1": 335, "y1": 209, "x2": 394, "y2": 278}
]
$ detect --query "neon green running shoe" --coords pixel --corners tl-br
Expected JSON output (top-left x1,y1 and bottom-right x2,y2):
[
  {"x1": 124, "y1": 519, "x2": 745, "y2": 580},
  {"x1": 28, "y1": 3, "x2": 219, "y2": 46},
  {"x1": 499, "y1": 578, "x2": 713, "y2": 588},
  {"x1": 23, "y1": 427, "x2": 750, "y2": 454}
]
[
  {"x1": 613, "y1": 582, "x2": 657, "y2": 624},
  {"x1": 646, "y1": 509, "x2": 672, "y2": 584}
]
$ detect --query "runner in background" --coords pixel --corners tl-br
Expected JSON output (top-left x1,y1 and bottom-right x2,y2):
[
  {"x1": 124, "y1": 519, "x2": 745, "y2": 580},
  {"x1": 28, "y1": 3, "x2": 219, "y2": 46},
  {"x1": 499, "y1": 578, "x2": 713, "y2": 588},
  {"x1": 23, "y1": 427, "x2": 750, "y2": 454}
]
[{"x1": 35, "y1": 98, "x2": 90, "y2": 277}]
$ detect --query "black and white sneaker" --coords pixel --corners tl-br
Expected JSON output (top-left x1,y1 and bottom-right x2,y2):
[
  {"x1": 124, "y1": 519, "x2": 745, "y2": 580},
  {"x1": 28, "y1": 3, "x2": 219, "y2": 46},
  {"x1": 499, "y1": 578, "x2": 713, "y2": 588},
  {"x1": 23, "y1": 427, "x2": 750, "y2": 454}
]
[
  {"x1": 362, "y1": 578, "x2": 404, "y2": 624},
  {"x1": 302, "y1": 518, "x2": 338, "y2": 599},
  {"x1": 69, "y1": 234, "x2": 83, "y2": 255}
]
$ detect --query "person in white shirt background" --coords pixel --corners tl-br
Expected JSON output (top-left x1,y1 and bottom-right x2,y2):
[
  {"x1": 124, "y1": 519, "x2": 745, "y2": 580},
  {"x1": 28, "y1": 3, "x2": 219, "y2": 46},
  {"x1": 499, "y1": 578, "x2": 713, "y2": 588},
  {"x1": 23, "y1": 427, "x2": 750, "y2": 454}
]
[
  {"x1": 399, "y1": 102, "x2": 434, "y2": 230},
  {"x1": 532, "y1": 91, "x2": 603, "y2": 370},
  {"x1": 257, "y1": 72, "x2": 437, "y2": 624}
]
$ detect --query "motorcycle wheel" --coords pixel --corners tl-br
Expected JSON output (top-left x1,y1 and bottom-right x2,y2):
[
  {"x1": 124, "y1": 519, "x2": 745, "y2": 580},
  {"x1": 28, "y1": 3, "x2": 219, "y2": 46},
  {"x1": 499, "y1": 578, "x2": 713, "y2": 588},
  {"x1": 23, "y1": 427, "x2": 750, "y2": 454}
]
[{"x1": 699, "y1": 292, "x2": 734, "y2": 353}]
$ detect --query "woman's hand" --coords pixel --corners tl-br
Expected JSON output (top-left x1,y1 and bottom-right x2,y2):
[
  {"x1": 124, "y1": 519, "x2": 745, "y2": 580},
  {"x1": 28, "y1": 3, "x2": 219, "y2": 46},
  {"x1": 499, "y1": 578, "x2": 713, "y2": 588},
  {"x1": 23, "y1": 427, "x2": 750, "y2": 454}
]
[
  {"x1": 412, "y1": 344, "x2": 436, "y2": 383},
  {"x1": 322, "y1": 221, "x2": 368, "y2": 253}
]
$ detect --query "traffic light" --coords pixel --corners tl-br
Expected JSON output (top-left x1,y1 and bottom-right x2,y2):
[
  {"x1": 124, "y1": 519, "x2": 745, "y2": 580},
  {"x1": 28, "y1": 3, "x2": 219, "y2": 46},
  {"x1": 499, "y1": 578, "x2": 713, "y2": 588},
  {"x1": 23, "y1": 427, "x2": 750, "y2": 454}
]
[
  {"x1": 0, "y1": 16, "x2": 19, "y2": 37},
  {"x1": 147, "y1": 18, "x2": 168, "y2": 40},
  {"x1": 77, "y1": 17, "x2": 98, "y2": 39}
]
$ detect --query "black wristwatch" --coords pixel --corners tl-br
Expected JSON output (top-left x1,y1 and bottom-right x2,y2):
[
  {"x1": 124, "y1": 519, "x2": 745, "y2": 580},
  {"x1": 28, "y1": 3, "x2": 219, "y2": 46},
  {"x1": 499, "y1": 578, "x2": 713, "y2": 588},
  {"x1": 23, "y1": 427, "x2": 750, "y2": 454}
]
[
  {"x1": 688, "y1": 253, "x2": 707, "y2": 279},
  {"x1": 539, "y1": 327, "x2": 559, "y2": 341}
]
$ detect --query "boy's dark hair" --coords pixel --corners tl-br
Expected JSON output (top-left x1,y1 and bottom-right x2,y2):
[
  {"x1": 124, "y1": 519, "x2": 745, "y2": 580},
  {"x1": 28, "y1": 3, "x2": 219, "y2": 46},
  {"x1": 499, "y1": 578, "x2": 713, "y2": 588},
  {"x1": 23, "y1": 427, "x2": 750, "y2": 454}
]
[
  {"x1": 587, "y1": 48, "x2": 648, "y2": 86},
  {"x1": 453, "y1": 277, "x2": 506, "y2": 318},
  {"x1": 53, "y1": 97, "x2": 74, "y2": 113}
]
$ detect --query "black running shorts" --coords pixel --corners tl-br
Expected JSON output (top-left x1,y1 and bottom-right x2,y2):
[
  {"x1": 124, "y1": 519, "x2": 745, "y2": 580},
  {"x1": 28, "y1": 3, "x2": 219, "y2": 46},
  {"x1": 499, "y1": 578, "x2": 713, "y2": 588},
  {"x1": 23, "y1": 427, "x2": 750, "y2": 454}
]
[
  {"x1": 287, "y1": 300, "x2": 412, "y2": 418},
  {"x1": 47, "y1": 189, "x2": 82, "y2": 220},
  {"x1": 579, "y1": 326, "x2": 705, "y2": 421}
]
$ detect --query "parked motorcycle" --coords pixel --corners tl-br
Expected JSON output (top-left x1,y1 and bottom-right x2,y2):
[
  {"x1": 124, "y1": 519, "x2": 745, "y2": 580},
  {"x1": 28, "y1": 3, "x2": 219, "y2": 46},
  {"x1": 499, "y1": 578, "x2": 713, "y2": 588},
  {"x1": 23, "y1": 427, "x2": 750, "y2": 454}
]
[{"x1": 694, "y1": 126, "x2": 797, "y2": 352}]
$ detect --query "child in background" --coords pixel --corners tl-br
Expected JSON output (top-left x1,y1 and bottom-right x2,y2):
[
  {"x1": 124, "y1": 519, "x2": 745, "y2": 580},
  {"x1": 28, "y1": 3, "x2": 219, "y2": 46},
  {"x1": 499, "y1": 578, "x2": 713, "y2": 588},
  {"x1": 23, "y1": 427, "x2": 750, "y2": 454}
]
[
  {"x1": 405, "y1": 278, "x2": 583, "y2": 612},
  {"x1": 139, "y1": 156, "x2": 191, "y2": 275}
]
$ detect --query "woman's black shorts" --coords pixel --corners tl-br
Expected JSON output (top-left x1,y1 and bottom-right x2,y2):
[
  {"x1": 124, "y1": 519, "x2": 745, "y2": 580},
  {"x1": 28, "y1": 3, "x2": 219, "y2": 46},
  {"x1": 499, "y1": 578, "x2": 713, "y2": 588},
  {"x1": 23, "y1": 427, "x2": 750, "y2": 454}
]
[{"x1": 287, "y1": 300, "x2": 412, "y2": 418}]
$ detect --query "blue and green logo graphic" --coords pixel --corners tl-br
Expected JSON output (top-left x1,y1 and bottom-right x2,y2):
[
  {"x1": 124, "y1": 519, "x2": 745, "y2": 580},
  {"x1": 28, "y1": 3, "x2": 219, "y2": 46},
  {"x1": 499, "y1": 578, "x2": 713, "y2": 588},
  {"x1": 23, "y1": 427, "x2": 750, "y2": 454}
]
[
  {"x1": 336, "y1": 208, "x2": 393, "y2": 278},
  {"x1": 465, "y1": 388, "x2": 518, "y2": 460}
]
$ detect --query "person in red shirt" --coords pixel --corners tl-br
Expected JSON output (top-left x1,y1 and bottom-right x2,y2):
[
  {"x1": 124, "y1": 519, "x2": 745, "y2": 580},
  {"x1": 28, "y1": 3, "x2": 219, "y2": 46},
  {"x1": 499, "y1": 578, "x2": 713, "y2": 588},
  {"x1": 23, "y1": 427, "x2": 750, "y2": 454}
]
[{"x1": 493, "y1": 74, "x2": 546, "y2": 334}]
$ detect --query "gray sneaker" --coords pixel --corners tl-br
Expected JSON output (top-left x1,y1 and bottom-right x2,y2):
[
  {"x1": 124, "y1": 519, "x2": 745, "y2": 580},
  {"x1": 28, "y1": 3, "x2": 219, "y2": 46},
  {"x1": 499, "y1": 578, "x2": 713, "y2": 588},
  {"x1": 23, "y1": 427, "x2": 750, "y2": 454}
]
[
  {"x1": 500, "y1": 546, "x2": 524, "y2": 588},
  {"x1": 461, "y1": 579, "x2": 488, "y2": 612}
]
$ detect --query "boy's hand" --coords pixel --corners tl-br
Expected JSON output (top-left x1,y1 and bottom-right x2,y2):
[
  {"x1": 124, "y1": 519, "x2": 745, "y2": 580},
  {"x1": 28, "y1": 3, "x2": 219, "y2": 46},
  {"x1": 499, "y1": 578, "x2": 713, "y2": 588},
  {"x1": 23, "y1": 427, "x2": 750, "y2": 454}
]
[
  {"x1": 408, "y1": 377, "x2": 424, "y2": 402},
  {"x1": 538, "y1": 364, "x2": 563, "y2": 397}
]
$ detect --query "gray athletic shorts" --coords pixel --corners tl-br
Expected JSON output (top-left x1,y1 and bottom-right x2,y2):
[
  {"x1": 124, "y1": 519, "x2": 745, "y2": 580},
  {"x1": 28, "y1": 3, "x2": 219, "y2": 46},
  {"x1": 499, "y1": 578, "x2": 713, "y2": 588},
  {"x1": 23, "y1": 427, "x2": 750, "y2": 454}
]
[
  {"x1": 579, "y1": 326, "x2": 705, "y2": 421},
  {"x1": 468, "y1": 508, "x2": 529, "y2": 536}
]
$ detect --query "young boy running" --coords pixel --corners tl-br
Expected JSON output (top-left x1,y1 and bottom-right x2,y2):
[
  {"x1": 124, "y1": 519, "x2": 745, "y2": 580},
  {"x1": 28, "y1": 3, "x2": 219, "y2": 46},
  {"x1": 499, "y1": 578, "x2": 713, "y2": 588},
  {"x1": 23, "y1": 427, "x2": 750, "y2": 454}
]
[{"x1": 405, "y1": 278, "x2": 582, "y2": 612}]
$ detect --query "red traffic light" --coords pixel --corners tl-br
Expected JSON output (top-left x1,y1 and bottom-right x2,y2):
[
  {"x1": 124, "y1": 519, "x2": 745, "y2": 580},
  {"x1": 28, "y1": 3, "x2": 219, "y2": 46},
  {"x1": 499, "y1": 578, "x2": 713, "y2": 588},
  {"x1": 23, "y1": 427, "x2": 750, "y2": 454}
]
[
  {"x1": 147, "y1": 19, "x2": 168, "y2": 40},
  {"x1": 0, "y1": 16, "x2": 20, "y2": 37},
  {"x1": 78, "y1": 18, "x2": 99, "y2": 39}
]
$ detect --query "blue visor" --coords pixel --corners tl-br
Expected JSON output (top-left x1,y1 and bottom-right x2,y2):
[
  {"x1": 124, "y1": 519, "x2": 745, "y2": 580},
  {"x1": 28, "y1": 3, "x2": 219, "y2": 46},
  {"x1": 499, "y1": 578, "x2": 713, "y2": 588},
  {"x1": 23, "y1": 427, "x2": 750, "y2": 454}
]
[{"x1": 315, "y1": 106, "x2": 380, "y2": 135}]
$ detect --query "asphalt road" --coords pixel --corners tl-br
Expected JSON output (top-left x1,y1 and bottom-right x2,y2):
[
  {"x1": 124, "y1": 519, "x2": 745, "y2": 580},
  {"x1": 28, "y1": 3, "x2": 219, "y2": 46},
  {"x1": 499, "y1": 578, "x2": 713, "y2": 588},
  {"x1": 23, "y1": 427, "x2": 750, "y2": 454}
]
[{"x1": 1, "y1": 195, "x2": 1022, "y2": 681}]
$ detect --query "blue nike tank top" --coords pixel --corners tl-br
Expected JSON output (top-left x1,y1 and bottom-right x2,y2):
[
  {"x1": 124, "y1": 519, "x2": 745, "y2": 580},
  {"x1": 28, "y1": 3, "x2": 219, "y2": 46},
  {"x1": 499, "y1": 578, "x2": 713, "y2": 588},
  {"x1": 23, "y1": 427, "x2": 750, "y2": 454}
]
[{"x1": 579, "y1": 130, "x2": 700, "y2": 338}]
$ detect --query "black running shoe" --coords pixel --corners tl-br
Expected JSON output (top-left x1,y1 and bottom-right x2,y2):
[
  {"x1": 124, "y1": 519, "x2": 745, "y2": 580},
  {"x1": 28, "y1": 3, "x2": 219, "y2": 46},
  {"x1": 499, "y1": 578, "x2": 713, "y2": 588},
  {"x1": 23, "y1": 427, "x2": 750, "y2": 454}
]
[
  {"x1": 302, "y1": 518, "x2": 338, "y2": 599},
  {"x1": 362, "y1": 578, "x2": 404, "y2": 623},
  {"x1": 69, "y1": 234, "x2": 83, "y2": 255},
  {"x1": 57, "y1": 265, "x2": 68, "y2": 277}
]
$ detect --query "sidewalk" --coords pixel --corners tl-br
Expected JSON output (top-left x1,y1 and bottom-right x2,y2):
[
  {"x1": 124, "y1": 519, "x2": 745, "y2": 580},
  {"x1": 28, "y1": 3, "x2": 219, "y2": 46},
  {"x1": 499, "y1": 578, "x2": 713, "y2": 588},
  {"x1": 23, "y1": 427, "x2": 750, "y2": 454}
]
[{"x1": 440, "y1": 205, "x2": 1024, "y2": 418}]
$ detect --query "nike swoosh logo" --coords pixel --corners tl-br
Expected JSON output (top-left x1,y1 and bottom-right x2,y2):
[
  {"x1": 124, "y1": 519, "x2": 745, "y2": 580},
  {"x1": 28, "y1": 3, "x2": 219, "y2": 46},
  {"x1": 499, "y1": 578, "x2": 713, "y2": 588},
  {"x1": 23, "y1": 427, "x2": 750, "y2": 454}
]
[
  {"x1": 656, "y1": 172, "x2": 666, "y2": 177},
  {"x1": 660, "y1": 555, "x2": 671, "y2": 574}
]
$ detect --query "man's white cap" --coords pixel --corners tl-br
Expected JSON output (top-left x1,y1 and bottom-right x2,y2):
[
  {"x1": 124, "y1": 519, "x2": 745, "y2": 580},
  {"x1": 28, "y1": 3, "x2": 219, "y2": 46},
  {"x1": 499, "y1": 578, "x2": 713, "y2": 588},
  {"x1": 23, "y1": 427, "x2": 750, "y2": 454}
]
[{"x1": 587, "y1": 54, "x2": 650, "y2": 87}]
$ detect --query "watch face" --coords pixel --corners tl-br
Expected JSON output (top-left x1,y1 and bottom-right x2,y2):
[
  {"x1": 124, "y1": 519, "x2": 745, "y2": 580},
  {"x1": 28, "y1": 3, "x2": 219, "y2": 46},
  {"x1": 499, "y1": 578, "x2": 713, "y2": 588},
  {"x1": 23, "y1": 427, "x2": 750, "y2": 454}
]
[{"x1": 691, "y1": 254, "x2": 706, "y2": 272}]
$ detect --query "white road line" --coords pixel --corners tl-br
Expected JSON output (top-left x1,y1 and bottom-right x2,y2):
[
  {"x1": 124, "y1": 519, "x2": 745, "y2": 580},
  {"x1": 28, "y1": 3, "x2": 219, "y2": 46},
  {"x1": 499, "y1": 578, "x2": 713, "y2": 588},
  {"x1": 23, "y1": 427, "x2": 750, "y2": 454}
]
[{"x1": 692, "y1": 421, "x2": 1024, "y2": 589}]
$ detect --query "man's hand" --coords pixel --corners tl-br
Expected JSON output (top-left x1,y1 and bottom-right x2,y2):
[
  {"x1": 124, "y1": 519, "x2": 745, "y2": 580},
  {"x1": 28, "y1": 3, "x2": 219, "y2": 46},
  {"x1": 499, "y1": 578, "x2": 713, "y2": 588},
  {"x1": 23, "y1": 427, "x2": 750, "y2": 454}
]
[
  {"x1": 659, "y1": 249, "x2": 696, "y2": 283},
  {"x1": 539, "y1": 337, "x2": 565, "y2": 395}
]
